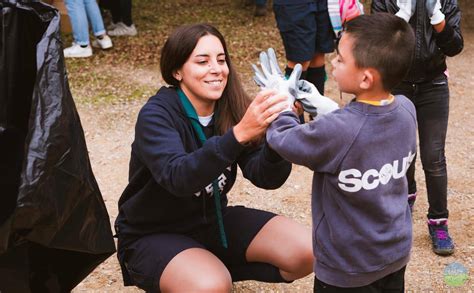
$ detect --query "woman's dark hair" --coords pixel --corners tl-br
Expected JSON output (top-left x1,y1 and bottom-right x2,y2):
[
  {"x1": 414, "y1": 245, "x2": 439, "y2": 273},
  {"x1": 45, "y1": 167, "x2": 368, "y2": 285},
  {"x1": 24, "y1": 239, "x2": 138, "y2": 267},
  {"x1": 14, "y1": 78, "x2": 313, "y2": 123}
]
[
  {"x1": 344, "y1": 13, "x2": 415, "y2": 91},
  {"x1": 160, "y1": 23, "x2": 251, "y2": 135}
]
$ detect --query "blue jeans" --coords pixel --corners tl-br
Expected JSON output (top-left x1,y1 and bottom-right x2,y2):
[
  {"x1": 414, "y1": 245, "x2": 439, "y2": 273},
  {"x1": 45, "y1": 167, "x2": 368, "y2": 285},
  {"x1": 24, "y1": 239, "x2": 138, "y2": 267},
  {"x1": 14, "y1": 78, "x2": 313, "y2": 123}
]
[
  {"x1": 256, "y1": 0, "x2": 267, "y2": 5},
  {"x1": 393, "y1": 73, "x2": 450, "y2": 219},
  {"x1": 65, "y1": 0, "x2": 106, "y2": 46}
]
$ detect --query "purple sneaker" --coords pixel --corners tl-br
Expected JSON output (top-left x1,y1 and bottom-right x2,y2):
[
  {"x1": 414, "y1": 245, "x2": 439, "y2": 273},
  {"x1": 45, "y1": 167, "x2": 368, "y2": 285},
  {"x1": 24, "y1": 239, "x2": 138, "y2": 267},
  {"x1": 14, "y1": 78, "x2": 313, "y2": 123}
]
[
  {"x1": 428, "y1": 218, "x2": 454, "y2": 255},
  {"x1": 408, "y1": 193, "x2": 416, "y2": 213}
]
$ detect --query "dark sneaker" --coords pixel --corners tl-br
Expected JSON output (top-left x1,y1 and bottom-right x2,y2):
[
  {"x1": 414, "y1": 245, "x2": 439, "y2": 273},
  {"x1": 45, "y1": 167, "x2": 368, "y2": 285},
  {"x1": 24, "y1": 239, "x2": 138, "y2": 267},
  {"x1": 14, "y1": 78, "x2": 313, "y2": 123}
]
[
  {"x1": 408, "y1": 193, "x2": 416, "y2": 213},
  {"x1": 255, "y1": 4, "x2": 267, "y2": 16},
  {"x1": 428, "y1": 219, "x2": 454, "y2": 255}
]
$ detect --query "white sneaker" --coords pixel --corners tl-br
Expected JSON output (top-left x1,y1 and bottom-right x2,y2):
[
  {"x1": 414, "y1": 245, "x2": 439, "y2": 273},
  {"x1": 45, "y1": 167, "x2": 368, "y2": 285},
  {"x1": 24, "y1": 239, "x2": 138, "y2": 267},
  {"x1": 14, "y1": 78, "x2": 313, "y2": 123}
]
[
  {"x1": 92, "y1": 35, "x2": 113, "y2": 49},
  {"x1": 107, "y1": 22, "x2": 118, "y2": 31},
  {"x1": 63, "y1": 43, "x2": 93, "y2": 58},
  {"x1": 108, "y1": 22, "x2": 137, "y2": 36}
]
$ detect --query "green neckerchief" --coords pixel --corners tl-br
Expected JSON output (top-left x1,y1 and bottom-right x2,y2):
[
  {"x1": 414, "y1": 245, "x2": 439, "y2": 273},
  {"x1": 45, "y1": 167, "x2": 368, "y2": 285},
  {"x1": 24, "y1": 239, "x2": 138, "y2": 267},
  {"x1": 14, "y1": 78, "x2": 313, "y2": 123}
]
[{"x1": 177, "y1": 88, "x2": 228, "y2": 248}]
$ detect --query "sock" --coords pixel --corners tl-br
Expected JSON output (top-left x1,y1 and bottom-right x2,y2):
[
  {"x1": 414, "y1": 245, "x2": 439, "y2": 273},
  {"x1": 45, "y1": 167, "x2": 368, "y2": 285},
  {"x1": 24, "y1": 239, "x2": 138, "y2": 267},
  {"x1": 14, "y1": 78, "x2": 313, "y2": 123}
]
[
  {"x1": 229, "y1": 262, "x2": 292, "y2": 283},
  {"x1": 285, "y1": 66, "x2": 307, "y2": 80},
  {"x1": 285, "y1": 66, "x2": 307, "y2": 123},
  {"x1": 97, "y1": 35, "x2": 104, "y2": 40},
  {"x1": 306, "y1": 66, "x2": 326, "y2": 95}
]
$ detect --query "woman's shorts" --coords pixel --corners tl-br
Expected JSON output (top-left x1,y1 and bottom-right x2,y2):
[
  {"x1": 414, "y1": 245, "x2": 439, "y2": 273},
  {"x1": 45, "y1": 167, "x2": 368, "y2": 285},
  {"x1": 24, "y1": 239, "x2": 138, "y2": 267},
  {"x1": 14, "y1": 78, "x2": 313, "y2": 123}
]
[
  {"x1": 117, "y1": 206, "x2": 276, "y2": 292},
  {"x1": 273, "y1": 2, "x2": 336, "y2": 62}
]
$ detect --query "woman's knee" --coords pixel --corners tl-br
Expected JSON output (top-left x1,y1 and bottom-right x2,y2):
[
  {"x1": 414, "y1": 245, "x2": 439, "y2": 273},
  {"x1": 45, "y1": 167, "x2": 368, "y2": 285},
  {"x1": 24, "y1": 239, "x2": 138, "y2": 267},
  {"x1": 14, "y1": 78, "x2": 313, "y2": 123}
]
[
  {"x1": 161, "y1": 274, "x2": 232, "y2": 293},
  {"x1": 285, "y1": 237, "x2": 314, "y2": 274},
  {"x1": 159, "y1": 248, "x2": 232, "y2": 292},
  {"x1": 191, "y1": 275, "x2": 233, "y2": 293}
]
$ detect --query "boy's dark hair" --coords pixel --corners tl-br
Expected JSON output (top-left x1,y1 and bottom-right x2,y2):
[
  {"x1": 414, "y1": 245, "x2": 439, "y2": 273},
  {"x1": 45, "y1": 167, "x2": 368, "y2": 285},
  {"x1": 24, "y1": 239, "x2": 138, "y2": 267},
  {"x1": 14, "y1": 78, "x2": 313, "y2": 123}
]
[{"x1": 344, "y1": 13, "x2": 415, "y2": 91}]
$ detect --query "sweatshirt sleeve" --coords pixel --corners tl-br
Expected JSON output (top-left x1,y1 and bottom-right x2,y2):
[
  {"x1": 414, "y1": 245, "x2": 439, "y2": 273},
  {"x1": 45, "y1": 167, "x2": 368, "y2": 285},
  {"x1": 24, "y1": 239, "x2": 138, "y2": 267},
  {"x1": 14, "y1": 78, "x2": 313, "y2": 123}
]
[
  {"x1": 435, "y1": 0, "x2": 463, "y2": 57},
  {"x1": 236, "y1": 140, "x2": 292, "y2": 190},
  {"x1": 266, "y1": 111, "x2": 359, "y2": 174},
  {"x1": 134, "y1": 104, "x2": 245, "y2": 197}
]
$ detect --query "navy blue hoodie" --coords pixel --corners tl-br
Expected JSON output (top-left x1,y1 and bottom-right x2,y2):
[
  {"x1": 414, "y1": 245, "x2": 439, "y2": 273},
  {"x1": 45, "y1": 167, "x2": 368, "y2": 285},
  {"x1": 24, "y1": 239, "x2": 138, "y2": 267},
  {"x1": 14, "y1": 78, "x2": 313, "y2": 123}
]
[
  {"x1": 115, "y1": 86, "x2": 292, "y2": 236},
  {"x1": 267, "y1": 96, "x2": 417, "y2": 287}
]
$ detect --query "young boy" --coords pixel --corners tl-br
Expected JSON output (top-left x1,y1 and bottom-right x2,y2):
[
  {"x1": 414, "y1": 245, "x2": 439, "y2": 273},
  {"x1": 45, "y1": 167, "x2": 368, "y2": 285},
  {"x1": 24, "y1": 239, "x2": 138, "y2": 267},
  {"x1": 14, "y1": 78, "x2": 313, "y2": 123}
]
[
  {"x1": 266, "y1": 13, "x2": 417, "y2": 291},
  {"x1": 372, "y1": 0, "x2": 463, "y2": 256}
]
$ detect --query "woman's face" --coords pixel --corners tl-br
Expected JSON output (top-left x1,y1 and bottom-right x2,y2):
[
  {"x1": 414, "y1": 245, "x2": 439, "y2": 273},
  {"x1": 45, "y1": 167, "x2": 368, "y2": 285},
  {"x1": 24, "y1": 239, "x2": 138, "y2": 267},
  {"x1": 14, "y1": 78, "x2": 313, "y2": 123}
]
[{"x1": 175, "y1": 34, "x2": 229, "y2": 115}]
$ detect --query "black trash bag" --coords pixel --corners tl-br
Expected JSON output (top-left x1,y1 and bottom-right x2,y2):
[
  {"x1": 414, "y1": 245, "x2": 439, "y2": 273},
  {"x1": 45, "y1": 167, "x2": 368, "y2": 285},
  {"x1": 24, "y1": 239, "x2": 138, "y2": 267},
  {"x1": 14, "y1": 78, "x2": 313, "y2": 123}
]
[{"x1": 0, "y1": 0, "x2": 116, "y2": 291}]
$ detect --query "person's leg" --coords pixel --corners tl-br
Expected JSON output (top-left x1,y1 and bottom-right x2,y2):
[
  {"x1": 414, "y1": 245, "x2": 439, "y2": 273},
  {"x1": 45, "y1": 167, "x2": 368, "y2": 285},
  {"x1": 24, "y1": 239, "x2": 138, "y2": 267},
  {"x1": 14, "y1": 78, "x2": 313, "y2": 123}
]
[
  {"x1": 108, "y1": 0, "x2": 137, "y2": 37},
  {"x1": 210, "y1": 206, "x2": 312, "y2": 283},
  {"x1": 160, "y1": 248, "x2": 232, "y2": 292},
  {"x1": 109, "y1": 0, "x2": 122, "y2": 24},
  {"x1": 64, "y1": 0, "x2": 90, "y2": 46},
  {"x1": 83, "y1": 0, "x2": 106, "y2": 37},
  {"x1": 415, "y1": 74, "x2": 453, "y2": 255},
  {"x1": 255, "y1": 0, "x2": 267, "y2": 16},
  {"x1": 117, "y1": 233, "x2": 232, "y2": 292},
  {"x1": 392, "y1": 82, "x2": 418, "y2": 210},
  {"x1": 120, "y1": 0, "x2": 134, "y2": 26},
  {"x1": 307, "y1": 7, "x2": 335, "y2": 95},
  {"x1": 273, "y1": 2, "x2": 317, "y2": 73},
  {"x1": 246, "y1": 215, "x2": 313, "y2": 281},
  {"x1": 416, "y1": 75, "x2": 450, "y2": 220},
  {"x1": 307, "y1": 53, "x2": 326, "y2": 94}
]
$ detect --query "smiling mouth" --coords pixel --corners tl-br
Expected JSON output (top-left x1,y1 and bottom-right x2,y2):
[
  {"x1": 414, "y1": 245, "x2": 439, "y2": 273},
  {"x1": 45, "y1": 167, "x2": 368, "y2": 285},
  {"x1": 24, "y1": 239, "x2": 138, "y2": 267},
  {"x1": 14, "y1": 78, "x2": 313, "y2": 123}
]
[{"x1": 205, "y1": 80, "x2": 223, "y2": 86}]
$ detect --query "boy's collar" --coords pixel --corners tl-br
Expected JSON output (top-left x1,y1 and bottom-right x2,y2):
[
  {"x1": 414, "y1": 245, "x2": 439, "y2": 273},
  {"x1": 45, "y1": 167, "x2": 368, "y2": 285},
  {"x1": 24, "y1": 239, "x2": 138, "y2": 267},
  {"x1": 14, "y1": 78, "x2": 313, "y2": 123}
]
[
  {"x1": 349, "y1": 95, "x2": 400, "y2": 114},
  {"x1": 356, "y1": 94, "x2": 395, "y2": 106}
]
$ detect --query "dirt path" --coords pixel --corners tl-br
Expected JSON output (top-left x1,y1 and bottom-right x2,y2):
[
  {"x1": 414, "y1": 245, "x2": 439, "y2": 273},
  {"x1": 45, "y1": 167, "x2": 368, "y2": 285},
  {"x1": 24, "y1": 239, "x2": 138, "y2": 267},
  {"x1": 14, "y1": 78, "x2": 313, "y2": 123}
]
[{"x1": 71, "y1": 29, "x2": 473, "y2": 292}]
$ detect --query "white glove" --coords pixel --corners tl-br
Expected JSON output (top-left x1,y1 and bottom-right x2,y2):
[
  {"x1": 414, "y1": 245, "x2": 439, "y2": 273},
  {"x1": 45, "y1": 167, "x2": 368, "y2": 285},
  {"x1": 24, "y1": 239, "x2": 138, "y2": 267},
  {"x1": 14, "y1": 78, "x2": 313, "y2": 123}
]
[
  {"x1": 296, "y1": 80, "x2": 339, "y2": 118},
  {"x1": 395, "y1": 0, "x2": 416, "y2": 22},
  {"x1": 252, "y1": 48, "x2": 302, "y2": 113},
  {"x1": 426, "y1": 0, "x2": 445, "y2": 25}
]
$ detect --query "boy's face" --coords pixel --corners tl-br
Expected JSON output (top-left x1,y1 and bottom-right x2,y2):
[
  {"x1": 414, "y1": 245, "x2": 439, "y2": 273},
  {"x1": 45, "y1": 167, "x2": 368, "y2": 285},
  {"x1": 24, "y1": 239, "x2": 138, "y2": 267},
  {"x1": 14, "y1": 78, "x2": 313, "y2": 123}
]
[{"x1": 331, "y1": 33, "x2": 365, "y2": 94}]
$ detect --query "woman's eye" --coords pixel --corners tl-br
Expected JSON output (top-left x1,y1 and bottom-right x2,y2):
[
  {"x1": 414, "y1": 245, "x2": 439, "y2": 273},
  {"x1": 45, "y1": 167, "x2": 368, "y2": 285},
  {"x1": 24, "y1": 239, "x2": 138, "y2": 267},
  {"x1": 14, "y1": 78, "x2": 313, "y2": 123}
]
[
  {"x1": 217, "y1": 59, "x2": 226, "y2": 64},
  {"x1": 197, "y1": 60, "x2": 207, "y2": 64}
]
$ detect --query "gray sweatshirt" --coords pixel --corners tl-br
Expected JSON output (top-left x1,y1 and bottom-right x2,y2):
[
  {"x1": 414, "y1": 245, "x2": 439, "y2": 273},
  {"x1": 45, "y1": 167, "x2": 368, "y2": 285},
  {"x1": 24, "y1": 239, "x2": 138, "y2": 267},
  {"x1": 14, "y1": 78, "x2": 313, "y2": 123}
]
[{"x1": 267, "y1": 95, "x2": 417, "y2": 287}]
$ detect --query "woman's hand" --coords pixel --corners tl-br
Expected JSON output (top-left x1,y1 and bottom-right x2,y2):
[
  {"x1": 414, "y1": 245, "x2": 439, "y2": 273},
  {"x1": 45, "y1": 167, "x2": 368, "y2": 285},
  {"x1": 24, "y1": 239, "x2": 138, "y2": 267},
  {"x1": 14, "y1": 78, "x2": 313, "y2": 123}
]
[{"x1": 233, "y1": 89, "x2": 288, "y2": 144}]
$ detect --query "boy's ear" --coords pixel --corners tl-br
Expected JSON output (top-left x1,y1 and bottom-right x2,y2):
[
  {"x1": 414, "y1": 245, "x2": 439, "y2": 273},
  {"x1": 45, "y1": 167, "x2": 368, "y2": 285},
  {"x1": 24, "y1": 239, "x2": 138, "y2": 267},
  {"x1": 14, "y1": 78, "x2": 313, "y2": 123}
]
[{"x1": 359, "y1": 69, "x2": 375, "y2": 90}]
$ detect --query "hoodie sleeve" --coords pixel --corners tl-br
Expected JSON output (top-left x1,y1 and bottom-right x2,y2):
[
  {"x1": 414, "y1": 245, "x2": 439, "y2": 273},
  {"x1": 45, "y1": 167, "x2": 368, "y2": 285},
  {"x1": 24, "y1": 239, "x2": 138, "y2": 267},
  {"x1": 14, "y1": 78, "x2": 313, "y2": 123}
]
[
  {"x1": 435, "y1": 0, "x2": 463, "y2": 57},
  {"x1": 236, "y1": 140, "x2": 292, "y2": 190},
  {"x1": 134, "y1": 103, "x2": 245, "y2": 197},
  {"x1": 266, "y1": 111, "x2": 358, "y2": 174}
]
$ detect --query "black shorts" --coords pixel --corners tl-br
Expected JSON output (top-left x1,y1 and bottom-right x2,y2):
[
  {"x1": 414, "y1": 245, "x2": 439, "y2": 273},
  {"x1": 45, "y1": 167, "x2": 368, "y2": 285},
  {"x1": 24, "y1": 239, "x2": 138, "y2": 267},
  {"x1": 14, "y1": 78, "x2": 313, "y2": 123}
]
[
  {"x1": 117, "y1": 206, "x2": 276, "y2": 292},
  {"x1": 273, "y1": 2, "x2": 335, "y2": 62},
  {"x1": 314, "y1": 266, "x2": 406, "y2": 293}
]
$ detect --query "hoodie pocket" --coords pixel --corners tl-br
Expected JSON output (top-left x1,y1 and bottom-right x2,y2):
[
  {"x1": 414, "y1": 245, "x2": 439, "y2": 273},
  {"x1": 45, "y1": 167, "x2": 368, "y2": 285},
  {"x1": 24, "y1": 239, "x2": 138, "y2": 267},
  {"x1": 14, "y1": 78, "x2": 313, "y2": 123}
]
[{"x1": 314, "y1": 214, "x2": 331, "y2": 261}]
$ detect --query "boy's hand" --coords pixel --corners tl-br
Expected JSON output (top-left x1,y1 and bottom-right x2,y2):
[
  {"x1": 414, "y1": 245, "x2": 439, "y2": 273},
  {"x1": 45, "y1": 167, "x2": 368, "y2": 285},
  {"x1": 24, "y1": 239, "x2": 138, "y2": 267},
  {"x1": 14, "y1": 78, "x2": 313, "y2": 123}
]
[
  {"x1": 293, "y1": 101, "x2": 305, "y2": 116},
  {"x1": 395, "y1": 0, "x2": 415, "y2": 22},
  {"x1": 252, "y1": 48, "x2": 302, "y2": 113},
  {"x1": 426, "y1": 0, "x2": 445, "y2": 25},
  {"x1": 295, "y1": 80, "x2": 339, "y2": 117}
]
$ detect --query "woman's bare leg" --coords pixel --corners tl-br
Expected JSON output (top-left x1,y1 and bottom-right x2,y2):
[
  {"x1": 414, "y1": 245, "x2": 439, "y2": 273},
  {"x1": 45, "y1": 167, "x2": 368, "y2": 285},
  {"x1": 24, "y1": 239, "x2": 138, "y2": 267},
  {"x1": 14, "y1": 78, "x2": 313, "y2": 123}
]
[
  {"x1": 159, "y1": 248, "x2": 232, "y2": 293},
  {"x1": 245, "y1": 216, "x2": 313, "y2": 281}
]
